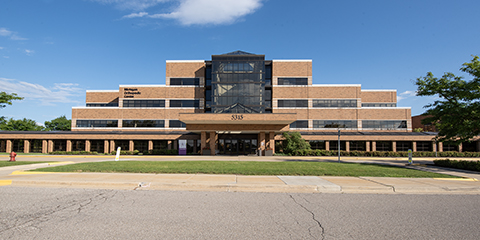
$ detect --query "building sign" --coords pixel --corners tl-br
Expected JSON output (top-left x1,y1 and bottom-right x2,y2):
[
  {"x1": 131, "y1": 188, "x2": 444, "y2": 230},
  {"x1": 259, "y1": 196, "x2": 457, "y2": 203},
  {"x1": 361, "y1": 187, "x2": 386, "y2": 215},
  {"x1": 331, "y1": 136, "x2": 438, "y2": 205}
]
[
  {"x1": 124, "y1": 88, "x2": 141, "y2": 98},
  {"x1": 231, "y1": 114, "x2": 243, "y2": 120},
  {"x1": 179, "y1": 139, "x2": 187, "y2": 155}
]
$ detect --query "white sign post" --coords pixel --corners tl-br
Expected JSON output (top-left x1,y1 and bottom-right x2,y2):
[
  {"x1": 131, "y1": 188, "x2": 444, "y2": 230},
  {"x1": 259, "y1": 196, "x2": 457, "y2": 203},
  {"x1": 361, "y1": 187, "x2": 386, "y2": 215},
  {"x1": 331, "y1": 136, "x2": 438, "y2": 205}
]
[{"x1": 115, "y1": 147, "x2": 121, "y2": 161}]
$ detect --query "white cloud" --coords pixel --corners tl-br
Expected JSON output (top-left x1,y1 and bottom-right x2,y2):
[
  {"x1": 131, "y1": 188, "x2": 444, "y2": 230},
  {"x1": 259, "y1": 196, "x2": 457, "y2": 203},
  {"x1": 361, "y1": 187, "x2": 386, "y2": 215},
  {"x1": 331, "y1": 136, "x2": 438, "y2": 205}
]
[
  {"x1": 0, "y1": 78, "x2": 82, "y2": 106},
  {"x1": 397, "y1": 90, "x2": 417, "y2": 101},
  {"x1": 123, "y1": 11, "x2": 149, "y2": 18},
  {"x1": 150, "y1": 0, "x2": 263, "y2": 25},
  {"x1": 0, "y1": 27, "x2": 27, "y2": 40},
  {"x1": 24, "y1": 49, "x2": 35, "y2": 56},
  {"x1": 90, "y1": 0, "x2": 170, "y2": 11}
]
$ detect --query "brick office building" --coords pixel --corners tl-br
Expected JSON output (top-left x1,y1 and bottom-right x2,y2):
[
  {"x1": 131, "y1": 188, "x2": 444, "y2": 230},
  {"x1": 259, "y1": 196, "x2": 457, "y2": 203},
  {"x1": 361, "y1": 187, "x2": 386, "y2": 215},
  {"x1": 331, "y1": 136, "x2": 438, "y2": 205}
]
[{"x1": 1, "y1": 51, "x2": 479, "y2": 154}]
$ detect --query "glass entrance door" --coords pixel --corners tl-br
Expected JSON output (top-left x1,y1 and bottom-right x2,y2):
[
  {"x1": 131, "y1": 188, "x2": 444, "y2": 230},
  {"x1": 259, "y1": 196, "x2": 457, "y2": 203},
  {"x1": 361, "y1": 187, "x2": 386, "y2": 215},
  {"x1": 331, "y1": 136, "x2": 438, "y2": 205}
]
[{"x1": 218, "y1": 134, "x2": 258, "y2": 155}]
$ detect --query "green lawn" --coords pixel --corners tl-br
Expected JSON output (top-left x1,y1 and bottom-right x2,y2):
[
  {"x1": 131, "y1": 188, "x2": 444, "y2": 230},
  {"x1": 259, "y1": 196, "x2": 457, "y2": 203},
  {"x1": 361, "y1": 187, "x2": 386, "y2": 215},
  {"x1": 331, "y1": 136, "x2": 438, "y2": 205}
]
[
  {"x1": 0, "y1": 161, "x2": 47, "y2": 167},
  {"x1": 31, "y1": 161, "x2": 457, "y2": 178}
]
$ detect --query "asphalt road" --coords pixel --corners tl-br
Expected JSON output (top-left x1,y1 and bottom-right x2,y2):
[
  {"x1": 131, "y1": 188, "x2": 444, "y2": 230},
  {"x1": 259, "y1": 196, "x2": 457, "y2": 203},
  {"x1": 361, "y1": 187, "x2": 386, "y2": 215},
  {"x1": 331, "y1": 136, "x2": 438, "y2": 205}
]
[{"x1": 1, "y1": 187, "x2": 479, "y2": 239}]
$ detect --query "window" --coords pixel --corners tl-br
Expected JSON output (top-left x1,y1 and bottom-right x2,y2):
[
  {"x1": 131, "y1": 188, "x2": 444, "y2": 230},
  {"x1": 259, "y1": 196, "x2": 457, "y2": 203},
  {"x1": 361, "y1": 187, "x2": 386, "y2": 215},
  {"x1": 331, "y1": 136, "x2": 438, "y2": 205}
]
[
  {"x1": 362, "y1": 103, "x2": 396, "y2": 107},
  {"x1": 87, "y1": 102, "x2": 118, "y2": 107},
  {"x1": 417, "y1": 141, "x2": 433, "y2": 152},
  {"x1": 122, "y1": 120, "x2": 164, "y2": 128},
  {"x1": 169, "y1": 100, "x2": 200, "y2": 108},
  {"x1": 362, "y1": 120, "x2": 407, "y2": 129},
  {"x1": 170, "y1": 78, "x2": 200, "y2": 86},
  {"x1": 396, "y1": 141, "x2": 412, "y2": 152},
  {"x1": 277, "y1": 78, "x2": 308, "y2": 85},
  {"x1": 310, "y1": 140, "x2": 326, "y2": 150},
  {"x1": 350, "y1": 141, "x2": 366, "y2": 151},
  {"x1": 223, "y1": 63, "x2": 254, "y2": 72},
  {"x1": 169, "y1": 120, "x2": 186, "y2": 128},
  {"x1": 76, "y1": 120, "x2": 118, "y2": 128},
  {"x1": 123, "y1": 100, "x2": 165, "y2": 108},
  {"x1": 290, "y1": 120, "x2": 308, "y2": 129},
  {"x1": 313, "y1": 99, "x2": 357, "y2": 108},
  {"x1": 376, "y1": 141, "x2": 392, "y2": 151},
  {"x1": 313, "y1": 120, "x2": 357, "y2": 128},
  {"x1": 278, "y1": 100, "x2": 308, "y2": 108}
]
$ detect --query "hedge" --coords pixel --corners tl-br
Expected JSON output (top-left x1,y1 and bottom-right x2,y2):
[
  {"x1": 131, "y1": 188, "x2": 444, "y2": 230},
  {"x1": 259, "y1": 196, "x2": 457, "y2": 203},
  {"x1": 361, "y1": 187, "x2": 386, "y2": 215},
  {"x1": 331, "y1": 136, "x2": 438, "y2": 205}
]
[
  {"x1": 286, "y1": 150, "x2": 480, "y2": 158},
  {"x1": 49, "y1": 151, "x2": 100, "y2": 155},
  {"x1": 434, "y1": 159, "x2": 480, "y2": 172},
  {"x1": 142, "y1": 149, "x2": 178, "y2": 155}
]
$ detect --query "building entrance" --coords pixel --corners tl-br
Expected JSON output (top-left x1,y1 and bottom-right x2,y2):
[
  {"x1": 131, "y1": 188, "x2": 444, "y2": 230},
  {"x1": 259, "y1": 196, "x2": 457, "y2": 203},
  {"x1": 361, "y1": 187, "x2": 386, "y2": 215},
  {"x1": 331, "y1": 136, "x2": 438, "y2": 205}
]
[{"x1": 218, "y1": 134, "x2": 258, "y2": 155}]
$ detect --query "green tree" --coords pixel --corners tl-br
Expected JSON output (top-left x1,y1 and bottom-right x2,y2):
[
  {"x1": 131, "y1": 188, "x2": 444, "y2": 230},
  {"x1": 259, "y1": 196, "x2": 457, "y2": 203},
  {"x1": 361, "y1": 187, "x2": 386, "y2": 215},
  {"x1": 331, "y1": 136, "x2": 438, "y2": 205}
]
[
  {"x1": 0, "y1": 118, "x2": 44, "y2": 131},
  {"x1": 44, "y1": 115, "x2": 71, "y2": 131},
  {"x1": 415, "y1": 55, "x2": 480, "y2": 144},
  {"x1": 0, "y1": 92, "x2": 23, "y2": 109},
  {"x1": 281, "y1": 131, "x2": 310, "y2": 155}
]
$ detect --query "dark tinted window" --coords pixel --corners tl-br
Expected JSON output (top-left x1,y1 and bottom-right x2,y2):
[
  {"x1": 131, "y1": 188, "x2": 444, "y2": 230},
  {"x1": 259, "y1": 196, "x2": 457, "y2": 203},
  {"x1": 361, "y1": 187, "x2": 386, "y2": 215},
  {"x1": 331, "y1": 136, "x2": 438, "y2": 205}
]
[
  {"x1": 86, "y1": 102, "x2": 118, "y2": 107},
  {"x1": 169, "y1": 120, "x2": 186, "y2": 128},
  {"x1": 362, "y1": 103, "x2": 396, "y2": 107},
  {"x1": 290, "y1": 120, "x2": 308, "y2": 129},
  {"x1": 313, "y1": 99, "x2": 357, "y2": 108},
  {"x1": 313, "y1": 120, "x2": 357, "y2": 128},
  {"x1": 122, "y1": 120, "x2": 164, "y2": 128},
  {"x1": 278, "y1": 100, "x2": 308, "y2": 108},
  {"x1": 123, "y1": 100, "x2": 165, "y2": 108},
  {"x1": 362, "y1": 120, "x2": 407, "y2": 129},
  {"x1": 76, "y1": 120, "x2": 118, "y2": 128},
  {"x1": 170, "y1": 78, "x2": 200, "y2": 86},
  {"x1": 277, "y1": 78, "x2": 308, "y2": 85},
  {"x1": 169, "y1": 100, "x2": 200, "y2": 108}
]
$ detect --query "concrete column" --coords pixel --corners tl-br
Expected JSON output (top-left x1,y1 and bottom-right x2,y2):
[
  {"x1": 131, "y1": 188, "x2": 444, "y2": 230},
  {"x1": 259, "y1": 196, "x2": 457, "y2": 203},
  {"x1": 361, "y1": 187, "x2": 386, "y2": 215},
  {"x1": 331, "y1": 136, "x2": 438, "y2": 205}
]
[
  {"x1": 366, "y1": 141, "x2": 370, "y2": 152},
  {"x1": 167, "y1": 140, "x2": 172, "y2": 150},
  {"x1": 48, "y1": 140, "x2": 54, "y2": 153},
  {"x1": 110, "y1": 140, "x2": 115, "y2": 153},
  {"x1": 201, "y1": 131, "x2": 207, "y2": 154},
  {"x1": 258, "y1": 132, "x2": 265, "y2": 155},
  {"x1": 438, "y1": 142, "x2": 443, "y2": 152},
  {"x1": 412, "y1": 141, "x2": 417, "y2": 152},
  {"x1": 85, "y1": 140, "x2": 91, "y2": 152},
  {"x1": 371, "y1": 141, "x2": 376, "y2": 152},
  {"x1": 66, "y1": 140, "x2": 72, "y2": 152},
  {"x1": 458, "y1": 143, "x2": 463, "y2": 152},
  {"x1": 392, "y1": 141, "x2": 397, "y2": 152},
  {"x1": 24, "y1": 140, "x2": 30, "y2": 153},
  {"x1": 268, "y1": 132, "x2": 275, "y2": 154},
  {"x1": 148, "y1": 140, "x2": 153, "y2": 151},
  {"x1": 104, "y1": 140, "x2": 109, "y2": 154},
  {"x1": 325, "y1": 141, "x2": 330, "y2": 151},
  {"x1": 6, "y1": 140, "x2": 12, "y2": 153},
  {"x1": 432, "y1": 142, "x2": 437, "y2": 153},
  {"x1": 129, "y1": 140, "x2": 134, "y2": 152},
  {"x1": 42, "y1": 140, "x2": 48, "y2": 154},
  {"x1": 209, "y1": 131, "x2": 216, "y2": 155},
  {"x1": 345, "y1": 141, "x2": 350, "y2": 152}
]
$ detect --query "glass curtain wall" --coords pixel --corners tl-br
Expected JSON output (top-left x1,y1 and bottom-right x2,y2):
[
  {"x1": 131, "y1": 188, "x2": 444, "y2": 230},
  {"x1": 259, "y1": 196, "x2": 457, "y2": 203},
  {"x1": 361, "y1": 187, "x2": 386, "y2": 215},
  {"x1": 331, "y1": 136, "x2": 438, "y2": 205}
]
[{"x1": 211, "y1": 52, "x2": 266, "y2": 113}]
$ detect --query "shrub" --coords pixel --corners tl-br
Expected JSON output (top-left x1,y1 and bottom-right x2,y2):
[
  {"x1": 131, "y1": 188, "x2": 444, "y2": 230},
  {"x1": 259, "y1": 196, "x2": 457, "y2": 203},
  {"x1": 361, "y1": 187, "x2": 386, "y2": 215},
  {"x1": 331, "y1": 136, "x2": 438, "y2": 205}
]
[
  {"x1": 48, "y1": 151, "x2": 99, "y2": 155},
  {"x1": 434, "y1": 159, "x2": 480, "y2": 172}
]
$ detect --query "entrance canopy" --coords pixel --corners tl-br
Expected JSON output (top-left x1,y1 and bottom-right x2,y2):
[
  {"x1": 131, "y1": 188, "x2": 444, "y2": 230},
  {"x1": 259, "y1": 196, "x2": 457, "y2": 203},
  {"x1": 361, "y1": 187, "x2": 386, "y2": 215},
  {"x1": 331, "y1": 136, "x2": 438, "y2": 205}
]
[{"x1": 179, "y1": 113, "x2": 296, "y2": 133}]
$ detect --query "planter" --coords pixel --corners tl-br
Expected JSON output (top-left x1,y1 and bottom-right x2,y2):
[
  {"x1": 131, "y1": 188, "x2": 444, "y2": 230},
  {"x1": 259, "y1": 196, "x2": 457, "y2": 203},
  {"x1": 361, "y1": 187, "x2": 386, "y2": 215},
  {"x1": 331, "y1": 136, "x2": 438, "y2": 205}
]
[
  {"x1": 202, "y1": 149, "x2": 211, "y2": 155},
  {"x1": 265, "y1": 150, "x2": 273, "y2": 156}
]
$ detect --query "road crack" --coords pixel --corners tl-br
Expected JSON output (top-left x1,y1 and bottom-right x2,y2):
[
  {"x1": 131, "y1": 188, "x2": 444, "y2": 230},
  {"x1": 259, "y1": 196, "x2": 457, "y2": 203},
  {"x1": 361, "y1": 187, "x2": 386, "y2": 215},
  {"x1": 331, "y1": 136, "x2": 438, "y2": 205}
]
[{"x1": 289, "y1": 194, "x2": 325, "y2": 240}]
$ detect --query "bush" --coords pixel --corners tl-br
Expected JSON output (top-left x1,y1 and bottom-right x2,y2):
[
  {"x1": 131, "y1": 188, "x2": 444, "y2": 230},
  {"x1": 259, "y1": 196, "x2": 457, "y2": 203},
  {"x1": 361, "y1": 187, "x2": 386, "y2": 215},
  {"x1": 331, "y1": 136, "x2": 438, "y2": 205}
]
[
  {"x1": 144, "y1": 149, "x2": 179, "y2": 155},
  {"x1": 434, "y1": 159, "x2": 480, "y2": 172},
  {"x1": 286, "y1": 150, "x2": 480, "y2": 158},
  {"x1": 49, "y1": 151, "x2": 99, "y2": 155},
  {"x1": 110, "y1": 150, "x2": 140, "y2": 155}
]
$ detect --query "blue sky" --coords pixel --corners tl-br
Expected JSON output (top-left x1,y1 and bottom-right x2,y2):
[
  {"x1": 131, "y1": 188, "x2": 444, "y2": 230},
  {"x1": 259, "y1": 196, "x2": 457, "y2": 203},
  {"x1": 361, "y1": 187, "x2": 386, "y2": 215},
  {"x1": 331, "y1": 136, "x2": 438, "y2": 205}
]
[{"x1": 1, "y1": 0, "x2": 479, "y2": 125}]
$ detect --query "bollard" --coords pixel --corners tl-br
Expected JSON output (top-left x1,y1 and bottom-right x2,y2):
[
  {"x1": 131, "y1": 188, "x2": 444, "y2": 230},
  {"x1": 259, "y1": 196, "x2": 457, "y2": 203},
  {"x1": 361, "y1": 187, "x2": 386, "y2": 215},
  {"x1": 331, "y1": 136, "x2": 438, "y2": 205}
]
[{"x1": 408, "y1": 149, "x2": 412, "y2": 165}]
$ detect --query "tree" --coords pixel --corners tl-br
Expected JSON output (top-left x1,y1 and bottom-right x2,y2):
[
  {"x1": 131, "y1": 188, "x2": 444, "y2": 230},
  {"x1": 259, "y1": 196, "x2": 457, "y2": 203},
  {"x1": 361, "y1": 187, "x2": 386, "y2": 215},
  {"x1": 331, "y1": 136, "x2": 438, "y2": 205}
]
[
  {"x1": 281, "y1": 131, "x2": 310, "y2": 155},
  {"x1": 0, "y1": 92, "x2": 23, "y2": 109},
  {"x1": 0, "y1": 118, "x2": 44, "y2": 131},
  {"x1": 415, "y1": 55, "x2": 480, "y2": 144},
  {"x1": 44, "y1": 115, "x2": 71, "y2": 131}
]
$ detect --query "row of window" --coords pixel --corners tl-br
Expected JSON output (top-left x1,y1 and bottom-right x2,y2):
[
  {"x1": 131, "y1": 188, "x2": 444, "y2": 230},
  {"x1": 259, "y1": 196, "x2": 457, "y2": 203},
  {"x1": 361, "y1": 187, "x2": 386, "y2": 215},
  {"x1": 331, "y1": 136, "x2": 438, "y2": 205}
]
[
  {"x1": 290, "y1": 120, "x2": 407, "y2": 129},
  {"x1": 122, "y1": 100, "x2": 199, "y2": 108},
  {"x1": 277, "y1": 99, "x2": 397, "y2": 108},
  {"x1": 76, "y1": 120, "x2": 186, "y2": 128},
  {"x1": 309, "y1": 140, "x2": 432, "y2": 152}
]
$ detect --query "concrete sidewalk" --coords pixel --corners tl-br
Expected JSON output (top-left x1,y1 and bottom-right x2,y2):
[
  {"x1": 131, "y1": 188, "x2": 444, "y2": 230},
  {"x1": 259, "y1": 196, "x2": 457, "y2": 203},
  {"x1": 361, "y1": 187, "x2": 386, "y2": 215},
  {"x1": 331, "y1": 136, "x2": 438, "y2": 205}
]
[{"x1": 1, "y1": 161, "x2": 479, "y2": 194}]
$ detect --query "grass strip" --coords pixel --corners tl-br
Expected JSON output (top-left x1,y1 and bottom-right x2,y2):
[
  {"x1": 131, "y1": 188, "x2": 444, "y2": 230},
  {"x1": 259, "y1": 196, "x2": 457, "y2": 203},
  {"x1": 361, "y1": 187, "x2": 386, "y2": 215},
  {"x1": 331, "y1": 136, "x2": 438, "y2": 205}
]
[
  {"x1": 31, "y1": 161, "x2": 457, "y2": 178},
  {"x1": 0, "y1": 161, "x2": 48, "y2": 167}
]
